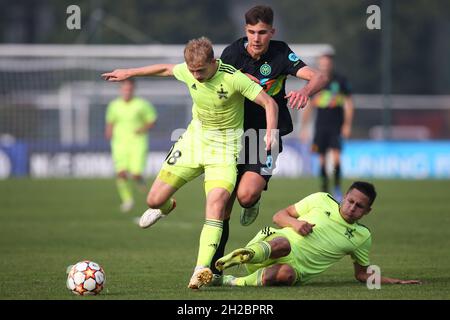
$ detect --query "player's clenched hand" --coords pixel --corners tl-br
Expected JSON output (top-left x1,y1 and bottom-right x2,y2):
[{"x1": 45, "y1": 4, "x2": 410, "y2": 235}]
[
  {"x1": 294, "y1": 220, "x2": 315, "y2": 236},
  {"x1": 285, "y1": 89, "x2": 309, "y2": 109},
  {"x1": 102, "y1": 69, "x2": 131, "y2": 81}
]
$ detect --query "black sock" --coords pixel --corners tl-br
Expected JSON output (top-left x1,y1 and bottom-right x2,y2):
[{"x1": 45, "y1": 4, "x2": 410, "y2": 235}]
[
  {"x1": 320, "y1": 165, "x2": 328, "y2": 193},
  {"x1": 334, "y1": 164, "x2": 341, "y2": 190},
  {"x1": 210, "y1": 218, "x2": 230, "y2": 275}
]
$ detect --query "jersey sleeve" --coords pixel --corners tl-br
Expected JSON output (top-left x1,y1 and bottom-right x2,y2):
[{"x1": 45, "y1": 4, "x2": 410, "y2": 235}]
[
  {"x1": 105, "y1": 101, "x2": 116, "y2": 124},
  {"x1": 350, "y1": 236, "x2": 371, "y2": 266},
  {"x1": 172, "y1": 63, "x2": 189, "y2": 84},
  {"x1": 293, "y1": 193, "x2": 318, "y2": 217},
  {"x1": 283, "y1": 44, "x2": 307, "y2": 76},
  {"x1": 220, "y1": 44, "x2": 237, "y2": 66},
  {"x1": 231, "y1": 70, "x2": 263, "y2": 102}
]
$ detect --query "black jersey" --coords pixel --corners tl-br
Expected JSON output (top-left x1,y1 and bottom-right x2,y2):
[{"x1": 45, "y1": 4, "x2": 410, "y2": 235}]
[
  {"x1": 221, "y1": 38, "x2": 306, "y2": 136},
  {"x1": 312, "y1": 73, "x2": 351, "y2": 132}
]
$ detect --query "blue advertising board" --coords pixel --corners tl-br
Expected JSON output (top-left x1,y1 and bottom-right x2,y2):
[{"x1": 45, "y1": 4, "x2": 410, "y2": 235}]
[{"x1": 1, "y1": 140, "x2": 450, "y2": 179}]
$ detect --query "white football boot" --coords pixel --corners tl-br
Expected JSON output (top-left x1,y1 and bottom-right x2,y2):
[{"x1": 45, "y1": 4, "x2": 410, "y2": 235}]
[
  {"x1": 188, "y1": 267, "x2": 213, "y2": 289},
  {"x1": 138, "y1": 208, "x2": 166, "y2": 228}
]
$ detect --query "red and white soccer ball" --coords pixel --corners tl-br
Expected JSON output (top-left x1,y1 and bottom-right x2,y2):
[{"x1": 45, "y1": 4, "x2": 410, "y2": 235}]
[{"x1": 66, "y1": 260, "x2": 106, "y2": 296}]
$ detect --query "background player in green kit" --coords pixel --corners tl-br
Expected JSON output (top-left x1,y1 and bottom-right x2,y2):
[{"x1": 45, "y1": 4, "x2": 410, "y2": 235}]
[
  {"x1": 105, "y1": 79, "x2": 157, "y2": 212},
  {"x1": 102, "y1": 37, "x2": 278, "y2": 289},
  {"x1": 215, "y1": 181, "x2": 421, "y2": 286}
]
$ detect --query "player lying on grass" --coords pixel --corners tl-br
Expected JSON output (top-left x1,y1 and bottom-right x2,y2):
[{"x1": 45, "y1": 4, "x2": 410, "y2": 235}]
[
  {"x1": 102, "y1": 37, "x2": 278, "y2": 289},
  {"x1": 214, "y1": 181, "x2": 421, "y2": 286}
]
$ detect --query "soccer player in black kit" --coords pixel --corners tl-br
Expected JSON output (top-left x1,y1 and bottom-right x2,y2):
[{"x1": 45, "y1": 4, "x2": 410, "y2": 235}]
[
  {"x1": 300, "y1": 53, "x2": 354, "y2": 202},
  {"x1": 209, "y1": 5, "x2": 327, "y2": 280}
]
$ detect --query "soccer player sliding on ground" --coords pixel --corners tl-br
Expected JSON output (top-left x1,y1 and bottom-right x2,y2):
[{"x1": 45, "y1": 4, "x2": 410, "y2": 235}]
[{"x1": 215, "y1": 181, "x2": 421, "y2": 287}]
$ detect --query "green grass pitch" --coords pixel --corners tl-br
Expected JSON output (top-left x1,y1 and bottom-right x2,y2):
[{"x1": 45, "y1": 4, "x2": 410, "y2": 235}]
[{"x1": 1, "y1": 177, "x2": 449, "y2": 300}]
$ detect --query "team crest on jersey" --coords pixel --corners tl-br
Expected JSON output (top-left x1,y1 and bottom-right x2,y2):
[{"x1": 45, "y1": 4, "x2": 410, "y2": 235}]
[
  {"x1": 260, "y1": 63, "x2": 271, "y2": 76},
  {"x1": 345, "y1": 227, "x2": 356, "y2": 239},
  {"x1": 288, "y1": 53, "x2": 300, "y2": 62},
  {"x1": 217, "y1": 84, "x2": 228, "y2": 99}
]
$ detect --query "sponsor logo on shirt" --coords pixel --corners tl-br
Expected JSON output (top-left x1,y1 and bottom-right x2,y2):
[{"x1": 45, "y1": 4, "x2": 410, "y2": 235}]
[{"x1": 288, "y1": 53, "x2": 300, "y2": 62}]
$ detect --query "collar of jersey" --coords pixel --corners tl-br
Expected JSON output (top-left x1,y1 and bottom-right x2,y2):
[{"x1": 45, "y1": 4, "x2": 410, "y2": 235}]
[
  {"x1": 327, "y1": 197, "x2": 357, "y2": 227},
  {"x1": 209, "y1": 59, "x2": 222, "y2": 81}
]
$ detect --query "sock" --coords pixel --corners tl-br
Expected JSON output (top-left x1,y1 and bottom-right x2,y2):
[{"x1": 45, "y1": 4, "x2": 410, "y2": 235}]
[
  {"x1": 159, "y1": 198, "x2": 176, "y2": 215},
  {"x1": 196, "y1": 219, "x2": 223, "y2": 268},
  {"x1": 334, "y1": 164, "x2": 341, "y2": 190},
  {"x1": 320, "y1": 164, "x2": 328, "y2": 193},
  {"x1": 116, "y1": 178, "x2": 133, "y2": 203},
  {"x1": 246, "y1": 241, "x2": 272, "y2": 264},
  {"x1": 234, "y1": 268, "x2": 265, "y2": 286},
  {"x1": 210, "y1": 218, "x2": 229, "y2": 275}
]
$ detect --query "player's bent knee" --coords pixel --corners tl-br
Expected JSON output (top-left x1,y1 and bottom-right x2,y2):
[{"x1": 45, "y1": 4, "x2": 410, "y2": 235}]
[
  {"x1": 263, "y1": 264, "x2": 296, "y2": 286},
  {"x1": 269, "y1": 237, "x2": 291, "y2": 258},
  {"x1": 276, "y1": 264, "x2": 296, "y2": 285},
  {"x1": 237, "y1": 189, "x2": 260, "y2": 208}
]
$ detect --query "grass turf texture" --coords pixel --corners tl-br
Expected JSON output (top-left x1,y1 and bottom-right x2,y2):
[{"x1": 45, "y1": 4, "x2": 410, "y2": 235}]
[{"x1": 1, "y1": 178, "x2": 449, "y2": 300}]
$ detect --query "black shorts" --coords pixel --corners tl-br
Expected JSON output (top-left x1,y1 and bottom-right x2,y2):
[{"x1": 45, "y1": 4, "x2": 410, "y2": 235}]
[
  {"x1": 312, "y1": 129, "x2": 342, "y2": 154},
  {"x1": 236, "y1": 136, "x2": 283, "y2": 190}
]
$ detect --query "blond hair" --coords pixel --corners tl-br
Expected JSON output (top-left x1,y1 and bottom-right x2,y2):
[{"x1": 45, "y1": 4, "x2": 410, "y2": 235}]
[{"x1": 184, "y1": 37, "x2": 214, "y2": 66}]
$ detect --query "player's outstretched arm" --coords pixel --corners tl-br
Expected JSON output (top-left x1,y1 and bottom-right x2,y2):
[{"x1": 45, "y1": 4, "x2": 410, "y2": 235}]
[
  {"x1": 102, "y1": 64, "x2": 175, "y2": 81},
  {"x1": 285, "y1": 66, "x2": 328, "y2": 109},
  {"x1": 253, "y1": 91, "x2": 278, "y2": 151},
  {"x1": 354, "y1": 263, "x2": 421, "y2": 285}
]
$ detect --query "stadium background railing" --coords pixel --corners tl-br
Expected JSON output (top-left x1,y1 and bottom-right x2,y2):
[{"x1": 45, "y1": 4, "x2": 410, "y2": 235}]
[{"x1": 1, "y1": 44, "x2": 449, "y2": 179}]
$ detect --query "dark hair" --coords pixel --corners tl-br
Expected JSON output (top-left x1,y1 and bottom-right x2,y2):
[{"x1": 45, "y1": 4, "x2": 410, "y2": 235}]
[
  {"x1": 347, "y1": 181, "x2": 377, "y2": 206},
  {"x1": 245, "y1": 5, "x2": 273, "y2": 26}
]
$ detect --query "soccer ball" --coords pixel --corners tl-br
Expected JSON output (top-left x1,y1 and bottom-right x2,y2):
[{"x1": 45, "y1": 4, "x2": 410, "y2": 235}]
[{"x1": 66, "y1": 260, "x2": 106, "y2": 296}]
